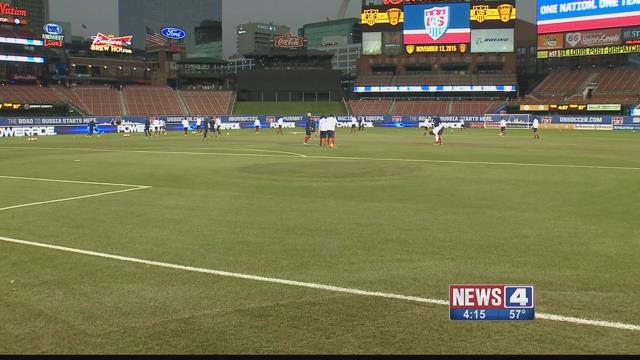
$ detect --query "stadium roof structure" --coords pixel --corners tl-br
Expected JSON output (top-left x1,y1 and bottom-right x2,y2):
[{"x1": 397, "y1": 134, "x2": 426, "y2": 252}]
[
  {"x1": 177, "y1": 57, "x2": 228, "y2": 65},
  {"x1": 244, "y1": 47, "x2": 333, "y2": 60}
]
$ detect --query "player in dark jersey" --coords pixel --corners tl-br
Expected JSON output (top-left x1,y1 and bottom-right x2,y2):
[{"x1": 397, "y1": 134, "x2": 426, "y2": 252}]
[
  {"x1": 304, "y1": 113, "x2": 315, "y2": 146},
  {"x1": 87, "y1": 119, "x2": 96, "y2": 137},
  {"x1": 144, "y1": 117, "x2": 152, "y2": 138},
  {"x1": 430, "y1": 116, "x2": 445, "y2": 145}
]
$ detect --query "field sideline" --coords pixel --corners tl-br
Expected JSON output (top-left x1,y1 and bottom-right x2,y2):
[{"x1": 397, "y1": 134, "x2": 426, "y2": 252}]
[{"x1": 0, "y1": 128, "x2": 639, "y2": 354}]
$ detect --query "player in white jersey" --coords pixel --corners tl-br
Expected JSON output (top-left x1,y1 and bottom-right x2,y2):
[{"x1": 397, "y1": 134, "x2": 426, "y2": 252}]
[
  {"x1": 254, "y1": 119, "x2": 261, "y2": 133},
  {"x1": 318, "y1": 116, "x2": 328, "y2": 147},
  {"x1": 196, "y1": 117, "x2": 203, "y2": 134},
  {"x1": 500, "y1": 118, "x2": 507, "y2": 136},
  {"x1": 276, "y1": 117, "x2": 285, "y2": 136},
  {"x1": 532, "y1": 117, "x2": 540, "y2": 139},
  {"x1": 215, "y1": 117, "x2": 222, "y2": 137},
  {"x1": 325, "y1": 115, "x2": 338, "y2": 149},
  {"x1": 181, "y1": 118, "x2": 190, "y2": 136}
]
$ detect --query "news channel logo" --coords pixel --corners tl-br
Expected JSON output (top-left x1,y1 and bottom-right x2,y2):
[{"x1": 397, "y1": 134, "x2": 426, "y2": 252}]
[{"x1": 449, "y1": 285, "x2": 535, "y2": 321}]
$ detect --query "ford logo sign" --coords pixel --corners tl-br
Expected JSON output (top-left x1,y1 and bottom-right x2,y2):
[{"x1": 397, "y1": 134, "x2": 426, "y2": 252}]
[
  {"x1": 44, "y1": 23, "x2": 63, "y2": 35},
  {"x1": 161, "y1": 27, "x2": 186, "y2": 40}
]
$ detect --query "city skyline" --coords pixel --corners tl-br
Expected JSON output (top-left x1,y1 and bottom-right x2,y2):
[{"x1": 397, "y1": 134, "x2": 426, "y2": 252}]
[{"x1": 48, "y1": 0, "x2": 536, "y2": 59}]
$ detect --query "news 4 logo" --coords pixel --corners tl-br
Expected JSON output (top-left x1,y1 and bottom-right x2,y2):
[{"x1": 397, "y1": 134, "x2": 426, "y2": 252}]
[{"x1": 449, "y1": 285, "x2": 535, "y2": 321}]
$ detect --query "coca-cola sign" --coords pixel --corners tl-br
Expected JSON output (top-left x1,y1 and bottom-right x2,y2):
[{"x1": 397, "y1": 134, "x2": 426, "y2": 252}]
[{"x1": 274, "y1": 34, "x2": 305, "y2": 49}]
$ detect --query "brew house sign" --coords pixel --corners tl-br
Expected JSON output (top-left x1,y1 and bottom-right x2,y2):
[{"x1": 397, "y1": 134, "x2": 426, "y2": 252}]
[{"x1": 274, "y1": 34, "x2": 305, "y2": 49}]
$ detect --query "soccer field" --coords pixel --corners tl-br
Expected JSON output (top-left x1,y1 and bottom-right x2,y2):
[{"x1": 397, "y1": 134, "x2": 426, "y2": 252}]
[{"x1": 1, "y1": 128, "x2": 639, "y2": 355}]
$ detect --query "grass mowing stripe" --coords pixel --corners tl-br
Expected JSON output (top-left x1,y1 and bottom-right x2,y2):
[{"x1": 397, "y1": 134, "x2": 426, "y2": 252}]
[
  {"x1": 2, "y1": 146, "x2": 640, "y2": 171},
  {"x1": 1, "y1": 235, "x2": 639, "y2": 333}
]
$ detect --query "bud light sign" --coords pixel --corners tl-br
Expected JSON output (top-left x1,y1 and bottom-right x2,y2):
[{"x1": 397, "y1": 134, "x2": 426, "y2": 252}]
[{"x1": 161, "y1": 27, "x2": 186, "y2": 40}]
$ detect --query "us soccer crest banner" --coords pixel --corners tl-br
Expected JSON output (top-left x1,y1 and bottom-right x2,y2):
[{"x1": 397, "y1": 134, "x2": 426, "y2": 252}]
[{"x1": 404, "y1": 3, "x2": 471, "y2": 45}]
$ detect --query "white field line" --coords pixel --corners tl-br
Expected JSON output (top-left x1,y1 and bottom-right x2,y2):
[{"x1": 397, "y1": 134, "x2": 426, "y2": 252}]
[
  {"x1": 1, "y1": 146, "x2": 640, "y2": 171},
  {"x1": 192, "y1": 147, "x2": 308, "y2": 158},
  {"x1": 0, "y1": 175, "x2": 151, "y2": 212},
  {"x1": 0, "y1": 175, "x2": 150, "y2": 188},
  {"x1": 0, "y1": 235, "x2": 638, "y2": 332}
]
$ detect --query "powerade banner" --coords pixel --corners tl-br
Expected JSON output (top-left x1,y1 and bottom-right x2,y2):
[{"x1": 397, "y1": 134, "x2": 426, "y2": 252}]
[
  {"x1": 537, "y1": 0, "x2": 640, "y2": 34},
  {"x1": 404, "y1": 3, "x2": 471, "y2": 45},
  {"x1": 2, "y1": 116, "x2": 639, "y2": 135}
]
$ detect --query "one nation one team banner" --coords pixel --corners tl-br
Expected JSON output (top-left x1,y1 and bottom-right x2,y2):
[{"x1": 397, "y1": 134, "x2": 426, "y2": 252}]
[{"x1": 537, "y1": 0, "x2": 640, "y2": 34}]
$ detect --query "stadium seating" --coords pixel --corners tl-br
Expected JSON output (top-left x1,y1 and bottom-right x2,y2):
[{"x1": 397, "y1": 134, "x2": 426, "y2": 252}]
[
  {"x1": 56, "y1": 86, "x2": 121, "y2": 116},
  {"x1": 394, "y1": 100, "x2": 449, "y2": 115},
  {"x1": 450, "y1": 101, "x2": 501, "y2": 115},
  {"x1": 531, "y1": 69, "x2": 594, "y2": 97},
  {"x1": 180, "y1": 91, "x2": 233, "y2": 115},
  {"x1": 593, "y1": 67, "x2": 640, "y2": 94},
  {"x1": 124, "y1": 86, "x2": 186, "y2": 115},
  {"x1": 349, "y1": 100, "x2": 393, "y2": 115},
  {"x1": 0, "y1": 85, "x2": 60, "y2": 103}
]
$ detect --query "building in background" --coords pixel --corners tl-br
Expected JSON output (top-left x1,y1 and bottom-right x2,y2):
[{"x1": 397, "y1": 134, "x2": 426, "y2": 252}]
[
  {"x1": 119, "y1": 0, "x2": 222, "y2": 59},
  {"x1": 9, "y1": 0, "x2": 49, "y2": 35},
  {"x1": 49, "y1": 20, "x2": 72, "y2": 43},
  {"x1": 300, "y1": 18, "x2": 362, "y2": 76},
  {"x1": 236, "y1": 22, "x2": 289, "y2": 57},
  {"x1": 301, "y1": 18, "x2": 361, "y2": 49}
]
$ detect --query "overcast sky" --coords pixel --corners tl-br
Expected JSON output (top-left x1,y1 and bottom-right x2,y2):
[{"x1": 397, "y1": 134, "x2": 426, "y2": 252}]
[{"x1": 49, "y1": 0, "x2": 536, "y2": 59}]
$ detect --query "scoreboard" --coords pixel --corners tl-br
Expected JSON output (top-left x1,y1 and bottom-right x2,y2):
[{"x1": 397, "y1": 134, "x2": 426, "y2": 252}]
[{"x1": 450, "y1": 285, "x2": 535, "y2": 321}]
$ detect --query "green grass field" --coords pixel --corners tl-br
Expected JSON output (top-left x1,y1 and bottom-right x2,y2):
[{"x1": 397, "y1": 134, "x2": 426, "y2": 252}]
[
  {"x1": 1, "y1": 128, "x2": 639, "y2": 355},
  {"x1": 233, "y1": 101, "x2": 347, "y2": 115}
]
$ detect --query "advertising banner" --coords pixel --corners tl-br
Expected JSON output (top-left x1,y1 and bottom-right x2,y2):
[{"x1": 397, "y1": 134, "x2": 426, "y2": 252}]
[
  {"x1": 537, "y1": 33, "x2": 564, "y2": 50},
  {"x1": 537, "y1": 44, "x2": 640, "y2": 58},
  {"x1": 537, "y1": 0, "x2": 640, "y2": 34},
  {"x1": 404, "y1": 3, "x2": 471, "y2": 45},
  {"x1": 622, "y1": 26, "x2": 640, "y2": 45},
  {"x1": 470, "y1": 0, "x2": 516, "y2": 29},
  {"x1": 471, "y1": 29, "x2": 514, "y2": 53},
  {"x1": 2, "y1": 115, "x2": 639, "y2": 134},
  {"x1": 564, "y1": 28, "x2": 621, "y2": 49}
]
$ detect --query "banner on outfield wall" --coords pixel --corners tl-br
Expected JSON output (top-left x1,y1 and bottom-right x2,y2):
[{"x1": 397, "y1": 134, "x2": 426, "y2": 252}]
[{"x1": 1, "y1": 115, "x2": 640, "y2": 134}]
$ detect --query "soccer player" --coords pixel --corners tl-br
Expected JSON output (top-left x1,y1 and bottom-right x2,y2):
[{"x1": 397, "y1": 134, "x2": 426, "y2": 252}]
[
  {"x1": 304, "y1": 113, "x2": 315, "y2": 145},
  {"x1": 182, "y1": 117, "x2": 190, "y2": 136},
  {"x1": 423, "y1": 116, "x2": 434, "y2": 136},
  {"x1": 326, "y1": 115, "x2": 338, "y2": 149},
  {"x1": 160, "y1": 119, "x2": 167, "y2": 136},
  {"x1": 500, "y1": 117, "x2": 507, "y2": 136},
  {"x1": 203, "y1": 117, "x2": 210, "y2": 139},
  {"x1": 460, "y1": 119, "x2": 465, "y2": 132},
  {"x1": 358, "y1": 116, "x2": 365, "y2": 132},
  {"x1": 350, "y1": 115, "x2": 358, "y2": 134},
  {"x1": 532, "y1": 117, "x2": 540, "y2": 139},
  {"x1": 144, "y1": 117, "x2": 152, "y2": 138},
  {"x1": 196, "y1": 116, "x2": 203, "y2": 134},
  {"x1": 87, "y1": 119, "x2": 96, "y2": 137},
  {"x1": 318, "y1": 115, "x2": 327, "y2": 147},
  {"x1": 430, "y1": 116, "x2": 444, "y2": 145},
  {"x1": 254, "y1": 119, "x2": 261, "y2": 133},
  {"x1": 276, "y1": 117, "x2": 285, "y2": 135},
  {"x1": 215, "y1": 116, "x2": 222, "y2": 136}
]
